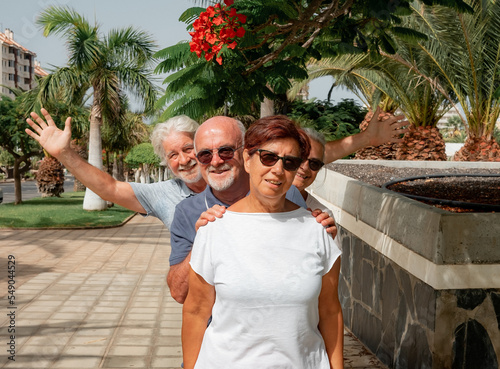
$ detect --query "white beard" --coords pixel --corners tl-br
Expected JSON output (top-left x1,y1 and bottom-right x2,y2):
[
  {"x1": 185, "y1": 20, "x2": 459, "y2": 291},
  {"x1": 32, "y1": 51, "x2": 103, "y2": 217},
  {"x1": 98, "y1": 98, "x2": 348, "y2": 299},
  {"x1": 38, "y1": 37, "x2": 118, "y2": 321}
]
[
  {"x1": 176, "y1": 160, "x2": 202, "y2": 183},
  {"x1": 206, "y1": 163, "x2": 235, "y2": 191}
]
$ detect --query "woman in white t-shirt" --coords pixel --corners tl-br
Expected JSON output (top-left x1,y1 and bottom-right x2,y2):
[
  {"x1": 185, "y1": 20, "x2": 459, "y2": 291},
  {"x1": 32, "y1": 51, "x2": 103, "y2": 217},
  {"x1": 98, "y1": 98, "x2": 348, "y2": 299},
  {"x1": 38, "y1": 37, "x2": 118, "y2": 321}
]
[
  {"x1": 182, "y1": 116, "x2": 343, "y2": 369},
  {"x1": 293, "y1": 128, "x2": 329, "y2": 212}
]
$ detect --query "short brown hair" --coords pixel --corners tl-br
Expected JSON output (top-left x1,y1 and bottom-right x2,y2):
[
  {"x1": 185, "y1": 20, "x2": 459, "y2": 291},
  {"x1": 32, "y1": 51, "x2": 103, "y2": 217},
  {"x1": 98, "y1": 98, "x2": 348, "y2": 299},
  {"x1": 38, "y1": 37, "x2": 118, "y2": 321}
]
[{"x1": 244, "y1": 115, "x2": 311, "y2": 160}]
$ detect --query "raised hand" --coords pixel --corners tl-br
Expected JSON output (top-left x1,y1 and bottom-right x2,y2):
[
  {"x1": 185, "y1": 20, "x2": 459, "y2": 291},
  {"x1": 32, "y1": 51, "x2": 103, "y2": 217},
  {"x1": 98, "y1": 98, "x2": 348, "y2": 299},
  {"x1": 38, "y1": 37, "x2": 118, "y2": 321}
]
[
  {"x1": 25, "y1": 108, "x2": 72, "y2": 158},
  {"x1": 365, "y1": 106, "x2": 410, "y2": 146}
]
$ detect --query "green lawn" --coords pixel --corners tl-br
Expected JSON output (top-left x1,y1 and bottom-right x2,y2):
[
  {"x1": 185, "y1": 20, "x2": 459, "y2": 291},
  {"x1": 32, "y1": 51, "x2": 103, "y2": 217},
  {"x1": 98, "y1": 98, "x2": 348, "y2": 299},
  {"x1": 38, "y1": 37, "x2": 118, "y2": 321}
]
[{"x1": 0, "y1": 192, "x2": 136, "y2": 228}]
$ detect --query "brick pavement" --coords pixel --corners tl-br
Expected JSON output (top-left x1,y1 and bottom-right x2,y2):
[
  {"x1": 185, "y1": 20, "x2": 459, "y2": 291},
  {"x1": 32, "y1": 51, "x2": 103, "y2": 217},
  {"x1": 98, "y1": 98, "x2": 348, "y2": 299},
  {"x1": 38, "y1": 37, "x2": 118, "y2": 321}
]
[{"x1": 0, "y1": 215, "x2": 387, "y2": 369}]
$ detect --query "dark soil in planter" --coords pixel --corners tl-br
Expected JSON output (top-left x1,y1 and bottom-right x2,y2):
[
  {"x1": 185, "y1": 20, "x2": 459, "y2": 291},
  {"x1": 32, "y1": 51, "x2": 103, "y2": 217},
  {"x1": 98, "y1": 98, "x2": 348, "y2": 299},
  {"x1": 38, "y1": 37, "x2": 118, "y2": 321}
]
[{"x1": 327, "y1": 163, "x2": 500, "y2": 213}]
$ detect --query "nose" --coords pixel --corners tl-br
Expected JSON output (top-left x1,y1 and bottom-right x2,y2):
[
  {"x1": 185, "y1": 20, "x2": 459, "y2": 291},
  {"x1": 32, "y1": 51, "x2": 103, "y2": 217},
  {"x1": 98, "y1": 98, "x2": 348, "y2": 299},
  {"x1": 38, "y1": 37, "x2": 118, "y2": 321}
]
[
  {"x1": 299, "y1": 160, "x2": 308, "y2": 171},
  {"x1": 300, "y1": 159, "x2": 311, "y2": 171},
  {"x1": 210, "y1": 150, "x2": 225, "y2": 167},
  {"x1": 271, "y1": 159, "x2": 285, "y2": 175},
  {"x1": 179, "y1": 151, "x2": 191, "y2": 165}
]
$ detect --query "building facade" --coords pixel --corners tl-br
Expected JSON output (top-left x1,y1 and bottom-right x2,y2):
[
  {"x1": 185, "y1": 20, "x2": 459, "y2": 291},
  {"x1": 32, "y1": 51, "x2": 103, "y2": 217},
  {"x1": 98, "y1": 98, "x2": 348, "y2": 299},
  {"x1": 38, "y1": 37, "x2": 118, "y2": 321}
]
[{"x1": 0, "y1": 28, "x2": 47, "y2": 97}]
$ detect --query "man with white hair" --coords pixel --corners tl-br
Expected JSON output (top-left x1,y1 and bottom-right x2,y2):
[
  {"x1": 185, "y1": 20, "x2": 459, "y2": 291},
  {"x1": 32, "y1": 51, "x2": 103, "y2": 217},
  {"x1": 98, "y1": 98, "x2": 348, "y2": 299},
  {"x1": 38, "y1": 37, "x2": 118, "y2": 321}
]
[{"x1": 26, "y1": 108, "x2": 207, "y2": 228}]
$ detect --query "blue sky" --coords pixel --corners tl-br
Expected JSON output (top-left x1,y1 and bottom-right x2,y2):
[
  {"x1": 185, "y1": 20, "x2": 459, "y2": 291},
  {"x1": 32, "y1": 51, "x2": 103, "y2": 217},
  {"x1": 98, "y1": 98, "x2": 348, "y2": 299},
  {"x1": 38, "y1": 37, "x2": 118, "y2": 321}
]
[{"x1": 1, "y1": 0, "x2": 360, "y2": 104}]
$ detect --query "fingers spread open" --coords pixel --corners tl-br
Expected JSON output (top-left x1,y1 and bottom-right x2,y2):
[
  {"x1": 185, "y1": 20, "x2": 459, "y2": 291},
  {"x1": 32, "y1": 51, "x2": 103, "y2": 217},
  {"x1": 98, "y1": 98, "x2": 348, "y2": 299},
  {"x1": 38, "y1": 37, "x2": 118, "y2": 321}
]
[
  {"x1": 25, "y1": 128, "x2": 40, "y2": 140},
  {"x1": 40, "y1": 108, "x2": 56, "y2": 126},
  {"x1": 25, "y1": 118, "x2": 42, "y2": 135}
]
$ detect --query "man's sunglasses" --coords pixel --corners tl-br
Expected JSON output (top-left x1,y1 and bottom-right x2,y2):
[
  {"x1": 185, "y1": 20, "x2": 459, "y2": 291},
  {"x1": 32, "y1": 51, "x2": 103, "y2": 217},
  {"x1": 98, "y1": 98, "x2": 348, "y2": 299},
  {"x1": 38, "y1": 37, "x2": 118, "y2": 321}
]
[
  {"x1": 196, "y1": 145, "x2": 242, "y2": 164},
  {"x1": 307, "y1": 158, "x2": 325, "y2": 172},
  {"x1": 257, "y1": 149, "x2": 303, "y2": 171}
]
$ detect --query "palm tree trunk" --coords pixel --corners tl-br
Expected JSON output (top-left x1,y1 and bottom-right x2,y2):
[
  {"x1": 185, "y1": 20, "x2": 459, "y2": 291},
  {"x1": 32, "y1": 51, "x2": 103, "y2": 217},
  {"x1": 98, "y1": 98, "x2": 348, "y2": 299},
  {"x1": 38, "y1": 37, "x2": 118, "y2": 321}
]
[
  {"x1": 70, "y1": 140, "x2": 87, "y2": 192},
  {"x1": 454, "y1": 135, "x2": 500, "y2": 161},
  {"x1": 13, "y1": 158, "x2": 23, "y2": 205},
  {"x1": 83, "y1": 101, "x2": 108, "y2": 210},
  {"x1": 354, "y1": 110, "x2": 399, "y2": 160},
  {"x1": 395, "y1": 125, "x2": 447, "y2": 161},
  {"x1": 260, "y1": 97, "x2": 274, "y2": 118},
  {"x1": 117, "y1": 153, "x2": 125, "y2": 182},
  {"x1": 12, "y1": 154, "x2": 35, "y2": 204},
  {"x1": 36, "y1": 156, "x2": 65, "y2": 197}
]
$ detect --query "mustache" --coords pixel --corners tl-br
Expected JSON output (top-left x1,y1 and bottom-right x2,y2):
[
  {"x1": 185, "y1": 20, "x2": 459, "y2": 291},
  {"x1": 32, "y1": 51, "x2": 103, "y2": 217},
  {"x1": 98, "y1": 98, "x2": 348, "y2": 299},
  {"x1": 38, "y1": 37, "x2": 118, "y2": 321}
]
[
  {"x1": 207, "y1": 163, "x2": 232, "y2": 172},
  {"x1": 178, "y1": 159, "x2": 197, "y2": 171}
]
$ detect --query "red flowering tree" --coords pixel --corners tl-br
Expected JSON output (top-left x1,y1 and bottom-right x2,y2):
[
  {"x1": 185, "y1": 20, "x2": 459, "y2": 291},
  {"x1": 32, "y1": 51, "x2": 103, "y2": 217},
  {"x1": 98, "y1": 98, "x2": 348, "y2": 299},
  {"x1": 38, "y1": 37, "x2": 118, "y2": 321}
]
[
  {"x1": 155, "y1": 0, "x2": 473, "y2": 120},
  {"x1": 189, "y1": 0, "x2": 246, "y2": 65}
]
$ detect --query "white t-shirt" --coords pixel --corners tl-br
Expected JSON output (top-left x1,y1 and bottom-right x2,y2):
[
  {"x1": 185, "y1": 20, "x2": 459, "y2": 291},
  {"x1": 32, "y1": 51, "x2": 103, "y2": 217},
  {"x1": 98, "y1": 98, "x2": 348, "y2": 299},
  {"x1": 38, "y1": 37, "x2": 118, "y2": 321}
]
[{"x1": 190, "y1": 207, "x2": 342, "y2": 369}]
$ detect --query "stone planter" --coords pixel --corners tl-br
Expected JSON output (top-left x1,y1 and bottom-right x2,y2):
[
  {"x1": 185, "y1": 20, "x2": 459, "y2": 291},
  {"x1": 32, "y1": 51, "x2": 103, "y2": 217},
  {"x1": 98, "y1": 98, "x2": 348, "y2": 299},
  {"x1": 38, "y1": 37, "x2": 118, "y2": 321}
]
[{"x1": 308, "y1": 160, "x2": 500, "y2": 369}]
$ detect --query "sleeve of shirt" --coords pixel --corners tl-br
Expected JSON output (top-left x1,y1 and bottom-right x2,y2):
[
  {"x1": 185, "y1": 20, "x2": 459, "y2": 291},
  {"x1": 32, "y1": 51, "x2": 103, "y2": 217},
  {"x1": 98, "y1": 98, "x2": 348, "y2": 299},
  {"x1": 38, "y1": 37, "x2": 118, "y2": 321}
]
[
  {"x1": 129, "y1": 182, "x2": 159, "y2": 216},
  {"x1": 321, "y1": 228, "x2": 342, "y2": 275},
  {"x1": 189, "y1": 226, "x2": 215, "y2": 285},
  {"x1": 169, "y1": 203, "x2": 197, "y2": 266}
]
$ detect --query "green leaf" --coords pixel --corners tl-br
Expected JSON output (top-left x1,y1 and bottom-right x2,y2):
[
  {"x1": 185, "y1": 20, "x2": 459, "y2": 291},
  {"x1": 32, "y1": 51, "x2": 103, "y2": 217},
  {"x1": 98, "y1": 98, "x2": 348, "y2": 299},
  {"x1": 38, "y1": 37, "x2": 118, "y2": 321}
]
[
  {"x1": 391, "y1": 26, "x2": 428, "y2": 43},
  {"x1": 178, "y1": 7, "x2": 206, "y2": 24},
  {"x1": 154, "y1": 42, "x2": 195, "y2": 73}
]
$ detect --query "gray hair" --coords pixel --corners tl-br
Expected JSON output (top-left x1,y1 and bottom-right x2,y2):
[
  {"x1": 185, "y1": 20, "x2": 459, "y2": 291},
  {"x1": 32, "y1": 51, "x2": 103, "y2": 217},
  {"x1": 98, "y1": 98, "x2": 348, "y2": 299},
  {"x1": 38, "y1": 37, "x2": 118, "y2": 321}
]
[
  {"x1": 150, "y1": 115, "x2": 199, "y2": 160},
  {"x1": 235, "y1": 119, "x2": 246, "y2": 144},
  {"x1": 303, "y1": 127, "x2": 326, "y2": 149}
]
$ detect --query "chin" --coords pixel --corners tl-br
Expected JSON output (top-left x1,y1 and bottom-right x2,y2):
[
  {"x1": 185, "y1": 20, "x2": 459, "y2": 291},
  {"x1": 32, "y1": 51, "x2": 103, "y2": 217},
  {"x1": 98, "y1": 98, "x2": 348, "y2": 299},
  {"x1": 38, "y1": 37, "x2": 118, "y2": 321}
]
[
  {"x1": 179, "y1": 170, "x2": 202, "y2": 183},
  {"x1": 208, "y1": 175, "x2": 234, "y2": 191}
]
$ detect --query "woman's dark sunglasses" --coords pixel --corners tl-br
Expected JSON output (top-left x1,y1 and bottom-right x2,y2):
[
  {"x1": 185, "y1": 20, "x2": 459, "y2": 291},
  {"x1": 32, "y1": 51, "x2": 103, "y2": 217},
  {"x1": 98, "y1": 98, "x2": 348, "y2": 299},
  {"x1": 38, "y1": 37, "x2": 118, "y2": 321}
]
[
  {"x1": 257, "y1": 149, "x2": 303, "y2": 171},
  {"x1": 307, "y1": 158, "x2": 325, "y2": 172},
  {"x1": 196, "y1": 145, "x2": 242, "y2": 164}
]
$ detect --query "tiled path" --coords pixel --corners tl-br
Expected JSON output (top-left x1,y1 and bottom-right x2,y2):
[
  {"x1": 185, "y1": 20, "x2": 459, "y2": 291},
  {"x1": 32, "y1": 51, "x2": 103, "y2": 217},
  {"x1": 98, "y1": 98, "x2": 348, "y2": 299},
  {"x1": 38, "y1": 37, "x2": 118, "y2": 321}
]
[{"x1": 0, "y1": 215, "x2": 387, "y2": 369}]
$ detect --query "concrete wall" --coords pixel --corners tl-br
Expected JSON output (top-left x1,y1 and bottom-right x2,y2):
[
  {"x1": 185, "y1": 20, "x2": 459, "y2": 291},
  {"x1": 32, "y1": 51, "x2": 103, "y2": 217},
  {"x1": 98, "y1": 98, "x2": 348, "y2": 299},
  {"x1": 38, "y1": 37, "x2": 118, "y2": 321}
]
[{"x1": 309, "y1": 161, "x2": 500, "y2": 368}]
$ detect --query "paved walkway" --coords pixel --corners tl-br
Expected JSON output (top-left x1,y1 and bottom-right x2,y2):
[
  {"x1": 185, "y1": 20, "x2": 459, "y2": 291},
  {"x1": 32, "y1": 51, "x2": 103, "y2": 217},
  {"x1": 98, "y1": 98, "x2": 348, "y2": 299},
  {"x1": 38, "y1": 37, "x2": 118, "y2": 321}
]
[{"x1": 0, "y1": 215, "x2": 388, "y2": 369}]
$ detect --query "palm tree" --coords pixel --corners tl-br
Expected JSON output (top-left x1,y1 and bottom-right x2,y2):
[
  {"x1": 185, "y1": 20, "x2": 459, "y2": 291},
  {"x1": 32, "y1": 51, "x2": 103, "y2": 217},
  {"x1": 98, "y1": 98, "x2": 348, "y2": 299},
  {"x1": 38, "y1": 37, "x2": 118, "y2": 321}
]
[
  {"x1": 24, "y1": 86, "x2": 91, "y2": 196},
  {"x1": 36, "y1": 6, "x2": 159, "y2": 209},
  {"x1": 289, "y1": 55, "x2": 403, "y2": 160},
  {"x1": 292, "y1": 29, "x2": 453, "y2": 161},
  {"x1": 396, "y1": 0, "x2": 500, "y2": 161},
  {"x1": 367, "y1": 53, "x2": 451, "y2": 161},
  {"x1": 102, "y1": 106, "x2": 150, "y2": 182}
]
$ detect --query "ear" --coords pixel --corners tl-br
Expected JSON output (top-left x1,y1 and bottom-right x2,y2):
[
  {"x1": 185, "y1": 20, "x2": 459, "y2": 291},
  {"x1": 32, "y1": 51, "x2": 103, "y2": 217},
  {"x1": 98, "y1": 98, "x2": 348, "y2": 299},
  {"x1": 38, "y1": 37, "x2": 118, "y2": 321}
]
[{"x1": 243, "y1": 149, "x2": 251, "y2": 174}]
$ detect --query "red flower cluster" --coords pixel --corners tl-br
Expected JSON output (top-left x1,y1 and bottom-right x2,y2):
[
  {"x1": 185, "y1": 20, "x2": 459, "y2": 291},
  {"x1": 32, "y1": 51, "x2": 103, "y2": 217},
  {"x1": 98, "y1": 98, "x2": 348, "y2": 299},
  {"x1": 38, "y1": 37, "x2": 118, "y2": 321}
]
[{"x1": 189, "y1": 0, "x2": 247, "y2": 65}]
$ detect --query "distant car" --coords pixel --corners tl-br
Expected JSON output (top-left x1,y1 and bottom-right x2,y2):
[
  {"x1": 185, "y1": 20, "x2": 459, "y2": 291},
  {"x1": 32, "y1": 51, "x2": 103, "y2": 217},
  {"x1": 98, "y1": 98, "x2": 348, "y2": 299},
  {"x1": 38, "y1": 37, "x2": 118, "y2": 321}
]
[{"x1": 0, "y1": 188, "x2": 3, "y2": 204}]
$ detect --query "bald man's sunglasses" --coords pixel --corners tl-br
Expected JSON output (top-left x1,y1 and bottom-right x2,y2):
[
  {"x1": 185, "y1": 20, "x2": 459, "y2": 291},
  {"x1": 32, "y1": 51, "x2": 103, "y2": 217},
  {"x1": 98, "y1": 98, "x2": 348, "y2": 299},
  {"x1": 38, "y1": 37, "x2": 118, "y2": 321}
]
[
  {"x1": 196, "y1": 146, "x2": 242, "y2": 164},
  {"x1": 257, "y1": 149, "x2": 303, "y2": 171}
]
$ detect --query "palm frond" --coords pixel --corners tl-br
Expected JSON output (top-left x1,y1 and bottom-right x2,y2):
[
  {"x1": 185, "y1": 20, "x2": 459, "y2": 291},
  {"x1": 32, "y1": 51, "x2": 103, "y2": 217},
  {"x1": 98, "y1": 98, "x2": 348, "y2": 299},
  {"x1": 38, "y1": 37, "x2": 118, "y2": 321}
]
[
  {"x1": 411, "y1": 0, "x2": 500, "y2": 136},
  {"x1": 36, "y1": 5, "x2": 92, "y2": 36},
  {"x1": 106, "y1": 27, "x2": 157, "y2": 66},
  {"x1": 114, "y1": 66, "x2": 160, "y2": 115},
  {"x1": 154, "y1": 42, "x2": 199, "y2": 74},
  {"x1": 178, "y1": 7, "x2": 207, "y2": 25}
]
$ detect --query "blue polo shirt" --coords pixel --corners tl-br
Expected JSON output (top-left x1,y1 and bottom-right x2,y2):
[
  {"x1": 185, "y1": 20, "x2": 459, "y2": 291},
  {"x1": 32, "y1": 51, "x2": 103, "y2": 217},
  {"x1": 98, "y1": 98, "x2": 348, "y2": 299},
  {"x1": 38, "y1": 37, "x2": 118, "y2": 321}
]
[{"x1": 169, "y1": 185, "x2": 307, "y2": 266}]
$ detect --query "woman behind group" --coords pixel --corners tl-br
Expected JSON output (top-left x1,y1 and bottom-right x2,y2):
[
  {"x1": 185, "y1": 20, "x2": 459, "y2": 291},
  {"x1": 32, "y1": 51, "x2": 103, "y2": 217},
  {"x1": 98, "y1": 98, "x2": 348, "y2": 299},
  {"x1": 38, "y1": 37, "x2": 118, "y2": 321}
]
[
  {"x1": 293, "y1": 127, "x2": 329, "y2": 211},
  {"x1": 182, "y1": 116, "x2": 343, "y2": 369}
]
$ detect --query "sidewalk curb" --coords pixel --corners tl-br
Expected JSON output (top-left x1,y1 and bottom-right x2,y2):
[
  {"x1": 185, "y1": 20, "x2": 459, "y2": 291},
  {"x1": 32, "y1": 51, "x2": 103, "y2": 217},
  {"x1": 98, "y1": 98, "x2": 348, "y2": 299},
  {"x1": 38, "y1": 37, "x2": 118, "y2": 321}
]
[{"x1": 0, "y1": 212, "x2": 138, "y2": 231}]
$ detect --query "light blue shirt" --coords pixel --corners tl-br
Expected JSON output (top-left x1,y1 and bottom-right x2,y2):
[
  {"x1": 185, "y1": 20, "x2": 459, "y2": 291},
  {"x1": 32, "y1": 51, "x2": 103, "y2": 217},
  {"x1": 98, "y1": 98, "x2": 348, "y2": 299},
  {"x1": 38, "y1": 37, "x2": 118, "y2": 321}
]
[{"x1": 130, "y1": 178, "x2": 200, "y2": 229}]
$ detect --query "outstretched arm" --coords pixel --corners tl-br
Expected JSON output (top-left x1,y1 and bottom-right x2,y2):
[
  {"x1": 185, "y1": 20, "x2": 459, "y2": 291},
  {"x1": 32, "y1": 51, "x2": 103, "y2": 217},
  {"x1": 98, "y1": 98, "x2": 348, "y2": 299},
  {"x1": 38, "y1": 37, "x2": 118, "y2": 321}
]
[
  {"x1": 324, "y1": 107, "x2": 409, "y2": 164},
  {"x1": 26, "y1": 108, "x2": 146, "y2": 213}
]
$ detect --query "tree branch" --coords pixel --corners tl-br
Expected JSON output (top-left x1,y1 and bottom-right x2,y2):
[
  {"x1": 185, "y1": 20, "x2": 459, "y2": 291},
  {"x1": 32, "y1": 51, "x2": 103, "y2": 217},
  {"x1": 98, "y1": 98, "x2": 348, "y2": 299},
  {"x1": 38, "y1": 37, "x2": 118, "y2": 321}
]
[{"x1": 242, "y1": 0, "x2": 356, "y2": 74}]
